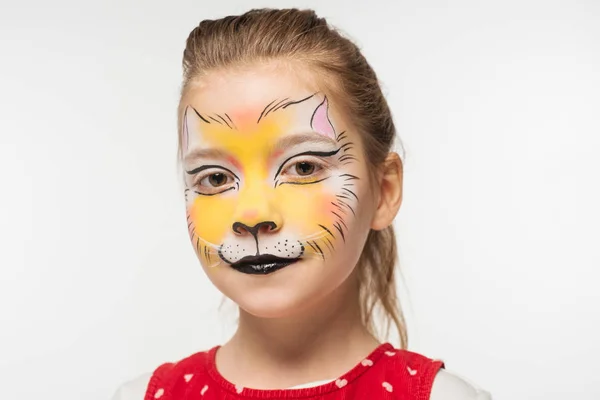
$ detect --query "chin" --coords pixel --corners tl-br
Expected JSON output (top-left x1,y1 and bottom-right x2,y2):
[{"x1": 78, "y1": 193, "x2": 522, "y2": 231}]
[
  {"x1": 209, "y1": 259, "x2": 329, "y2": 319},
  {"x1": 237, "y1": 295, "x2": 304, "y2": 319}
]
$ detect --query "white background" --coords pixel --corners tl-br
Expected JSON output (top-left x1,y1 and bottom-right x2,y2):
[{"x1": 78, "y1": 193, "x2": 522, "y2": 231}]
[{"x1": 1, "y1": 0, "x2": 599, "y2": 399}]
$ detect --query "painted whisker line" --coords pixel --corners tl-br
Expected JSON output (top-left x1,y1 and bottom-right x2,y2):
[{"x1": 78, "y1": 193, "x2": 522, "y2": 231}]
[
  {"x1": 201, "y1": 244, "x2": 218, "y2": 262},
  {"x1": 331, "y1": 202, "x2": 344, "y2": 212},
  {"x1": 306, "y1": 241, "x2": 318, "y2": 254},
  {"x1": 324, "y1": 237, "x2": 334, "y2": 251},
  {"x1": 257, "y1": 98, "x2": 277, "y2": 123},
  {"x1": 331, "y1": 212, "x2": 348, "y2": 229},
  {"x1": 336, "y1": 131, "x2": 347, "y2": 142},
  {"x1": 208, "y1": 116, "x2": 222, "y2": 125},
  {"x1": 215, "y1": 114, "x2": 233, "y2": 129},
  {"x1": 340, "y1": 173, "x2": 359, "y2": 181},
  {"x1": 197, "y1": 243, "x2": 220, "y2": 257},
  {"x1": 318, "y1": 224, "x2": 335, "y2": 240},
  {"x1": 338, "y1": 155, "x2": 358, "y2": 163},
  {"x1": 192, "y1": 235, "x2": 222, "y2": 249},
  {"x1": 338, "y1": 142, "x2": 354, "y2": 152},
  {"x1": 279, "y1": 93, "x2": 316, "y2": 112},
  {"x1": 301, "y1": 230, "x2": 332, "y2": 241},
  {"x1": 333, "y1": 221, "x2": 346, "y2": 242},
  {"x1": 341, "y1": 187, "x2": 359, "y2": 201},
  {"x1": 300, "y1": 234, "x2": 330, "y2": 245},
  {"x1": 337, "y1": 199, "x2": 356, "y2": 216},
  {"x1": 264, "y1": 97, "x2": 289, "y2": 117},
  {"x1": 311, "y1": 240, "x2": 325, "y2": 259},
  {"x1": 192, "y1": 107, "x2": 211, "y2": 124},
  {"x1": 224, "y1": 113, "x2": 236, "y2": 129}
]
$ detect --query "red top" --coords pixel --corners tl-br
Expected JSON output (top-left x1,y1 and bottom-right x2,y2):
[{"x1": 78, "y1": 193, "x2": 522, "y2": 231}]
[{"x1": 144, "y1": 343, "x2": 444, "y2": 400}]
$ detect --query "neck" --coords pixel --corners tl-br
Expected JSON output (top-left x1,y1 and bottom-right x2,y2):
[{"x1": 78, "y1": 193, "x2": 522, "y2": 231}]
[{"x1": 216, "y1": 270, "x2": 381, "y2": 389}]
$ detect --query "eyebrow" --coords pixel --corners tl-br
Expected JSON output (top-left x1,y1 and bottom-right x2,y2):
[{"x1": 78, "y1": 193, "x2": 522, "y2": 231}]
[
  {"x1": 183, "y1": 148, "x2": 231, "y2": 165},
  {"x1": 272, "y1": 132, "x2": 337, "y2": 153},
  {"x1": 184, "y1": 133, "x2": 335, "y2": 162}
]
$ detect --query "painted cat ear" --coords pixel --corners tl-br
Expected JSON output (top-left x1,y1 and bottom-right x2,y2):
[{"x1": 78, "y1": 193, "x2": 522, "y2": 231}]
[
  {"x1": 182, "y1": 106, "x2": 190, "y2": 152},
  {"x1": 310, "y1": 96, "x2": 336, "y2": 140},
  {"x1": 183, "y1": 106, "x2": 207, "y2": 152}
]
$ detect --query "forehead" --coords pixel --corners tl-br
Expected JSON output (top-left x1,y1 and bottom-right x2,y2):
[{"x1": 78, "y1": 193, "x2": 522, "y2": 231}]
[{"x1": 183, "y1": 63, "x2": 337, "y2": 131}]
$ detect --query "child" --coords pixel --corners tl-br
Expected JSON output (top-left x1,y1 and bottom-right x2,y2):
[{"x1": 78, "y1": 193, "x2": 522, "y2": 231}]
[{"x1": 113, "y1": 8, "x2": 491, "y2": 400}]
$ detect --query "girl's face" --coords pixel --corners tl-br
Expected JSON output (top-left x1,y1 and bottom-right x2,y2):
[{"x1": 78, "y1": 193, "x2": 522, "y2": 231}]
[{"x1": 182, "y1": 63, "x2": 377, "y2": 318}]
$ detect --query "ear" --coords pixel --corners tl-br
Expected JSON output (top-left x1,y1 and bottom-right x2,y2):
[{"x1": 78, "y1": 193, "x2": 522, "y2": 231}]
[{"x1": 370, "y1": 152, "x2": 403, "y2": 231}]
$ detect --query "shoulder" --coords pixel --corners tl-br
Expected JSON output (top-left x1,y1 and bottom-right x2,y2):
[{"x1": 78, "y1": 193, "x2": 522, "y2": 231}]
[
  {"x1": 382, "y1": 347, "x2": 491, "y2": 400},
  {"x1": 430, "y1": 369, "x2": 492, "y2": 400},
  {"x1": 111, "y1": 347, "x2": 214, "y2": 400}
]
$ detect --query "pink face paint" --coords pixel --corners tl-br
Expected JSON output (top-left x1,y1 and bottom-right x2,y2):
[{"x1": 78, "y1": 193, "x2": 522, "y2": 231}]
[
  {"x1": 310, "y1": 96, "x2": 336, "y2": 140},
  {"x1": 242, "y1": 209, "x2": 259, "y2": 220},
  {"x1": 226, "y1": 155, "x2": 243, "y2": 173}
]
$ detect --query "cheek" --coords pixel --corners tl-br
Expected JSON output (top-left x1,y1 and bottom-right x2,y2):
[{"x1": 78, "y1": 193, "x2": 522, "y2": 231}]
[
  {"x1": 189, "y1": 196, "x2": 236, "y2": 244},
  {"x1": 276, "y1": 185, "x2": 340, "y2": 230}
]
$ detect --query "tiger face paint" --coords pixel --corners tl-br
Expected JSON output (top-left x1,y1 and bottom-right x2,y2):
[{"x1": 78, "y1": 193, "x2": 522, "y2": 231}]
[{"x1": 181, "y1": 64, "x2": 375, "y2": 317}]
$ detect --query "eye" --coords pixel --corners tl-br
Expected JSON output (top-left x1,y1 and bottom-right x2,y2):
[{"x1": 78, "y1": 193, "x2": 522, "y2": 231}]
[
  {"x1": 199, "y1": 172, "x2": 234, "y2": 188},
  {"x1": 207, "y1": 173, "x2": 228, "y2": 187},
  {"x1": 283, "y1": 160, "x2": 323, "y2": 177},
  {"x1": 295, "y1": 162, "x2": 316, "y2": 176},
  {"x1": 193, "y1": 169, "x2": 236, "y2": 195}
]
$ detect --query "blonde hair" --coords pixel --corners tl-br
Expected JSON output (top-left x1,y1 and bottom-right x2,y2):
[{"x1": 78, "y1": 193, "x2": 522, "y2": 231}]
[{"x1": 177, "y1": 8, "x2": 407, "y2": 348}]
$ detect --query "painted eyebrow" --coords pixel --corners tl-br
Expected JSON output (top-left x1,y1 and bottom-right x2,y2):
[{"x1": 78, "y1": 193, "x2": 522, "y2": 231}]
[
  {"x1": 185, "y1": 164, "x2": 240, "y2": 180},
  {"x1": 274, "y1": 147, "x2": 341, "y2": 178}
]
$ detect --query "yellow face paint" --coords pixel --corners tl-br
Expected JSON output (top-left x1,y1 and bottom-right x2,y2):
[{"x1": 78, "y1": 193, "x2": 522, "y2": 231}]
[{"x1": 183, "y1": 94, "x2": 361, "y2": 275}]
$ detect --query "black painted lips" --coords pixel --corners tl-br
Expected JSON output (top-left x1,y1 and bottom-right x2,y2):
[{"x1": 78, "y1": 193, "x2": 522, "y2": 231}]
[{"x1": 230, "y1": 254, "x2": 300, "y2": 275}]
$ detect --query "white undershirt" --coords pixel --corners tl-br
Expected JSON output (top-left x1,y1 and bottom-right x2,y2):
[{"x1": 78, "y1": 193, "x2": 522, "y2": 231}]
[
  {"x1": 110, "y1": 369, "x2": 491, "y2": 399},
  {"x1": 287, "y1": 379, "x2": 334, "y2": 389}
]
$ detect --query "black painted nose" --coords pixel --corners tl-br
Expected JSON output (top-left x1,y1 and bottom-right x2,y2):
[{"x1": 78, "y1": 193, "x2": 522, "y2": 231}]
[{"x1": 232, "y1": 221, "x2": 277, "y2": 237}]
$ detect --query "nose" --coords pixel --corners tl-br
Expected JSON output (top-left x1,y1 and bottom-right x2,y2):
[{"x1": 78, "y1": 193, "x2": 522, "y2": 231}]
[
  {"x1": 232, "y1": 180, "x2": 282, "y2": 235},
  {"x1": 232, "y1": 221, "x2": 278, "y2": 237}
]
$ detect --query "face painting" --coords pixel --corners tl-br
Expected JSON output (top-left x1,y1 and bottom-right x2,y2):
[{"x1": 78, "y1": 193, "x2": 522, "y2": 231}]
[{"x1": 183, "y1": 93, "x2": 361, "y2": 276}]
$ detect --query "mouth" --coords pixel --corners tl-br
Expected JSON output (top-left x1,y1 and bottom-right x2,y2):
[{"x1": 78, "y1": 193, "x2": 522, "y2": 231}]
[{"x1": 229, "y1": 254, "x2": 300, "y2": 275}]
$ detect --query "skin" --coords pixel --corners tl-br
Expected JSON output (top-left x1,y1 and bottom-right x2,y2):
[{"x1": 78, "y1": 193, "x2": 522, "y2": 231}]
[{"x1": 181, "y1": 60, "x2": 404, "y2": 389}]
